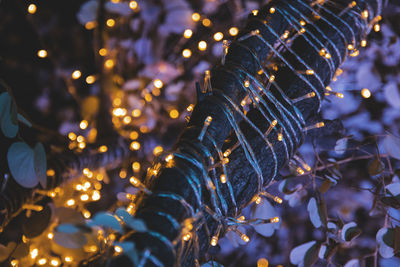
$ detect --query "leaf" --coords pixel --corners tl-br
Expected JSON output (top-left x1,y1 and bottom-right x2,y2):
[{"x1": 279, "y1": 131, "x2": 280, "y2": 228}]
[
  {"x1": 383, "y1": 133, "x2": 400, "y2": 160},
  {"x1": 377, "y1": 228, "x2": 395, "y2": 258},
  {"x1": 380, "y1": 196, "x2": 400, "y2": 209},
  {"x1": 368, "y1": 157, "x2": 384, "y2": 176},
  {"x1": 201, "y1": 261, "x2": 224, "y2": 267},
  {"x1": 34, "y1": 143, "x2": 47, "y2": 188},
  {"x1": 22, "y1": 204, "x2": 52, "y2": 238},
  {"x1": 53, "y1": 231, "x2": 87, "y2": 249},
  {"x1": 7, "y1": 142, "x2": 38, "y2": 188},
  {"x1": 341, "y1": 222, "x2": 361, "y2": 242},
  {"x1": 115, "y1": 208, "x2": 132, "y2": 221},
  {"x1": 56, "y1": 224, "x2": 80, "y2": 234},
  {"x1": 290, "y1": 241, "x2": 317, "y2": 266},
  {"x1": 307, "y1": 198, "x2": 321, "y2": 228},
  {"x1": 0, "y1": 242, "x2": 16, "y2": 262},
  {"x1": 91, "y1": 212, "x2": 122, "y2": 232},
  {"x1": 303, "y1": 242, "x2": 320, "y2": 267},
  {"x1": 319, "y1": 179, "x2": 332, "y2": 194},
  {"x1": 383, "y1": 228, "x2": 394, "y2": 248},
  {"x1": 10, "y1": 243, "x2": 29, "y2": 259},
  {"x1": 344, "y1": 259, "x2": 360, "y2": 267},
  {"x1": 253, "y1": 199, "x2": 280, "y2": 237},
  {"x1": 387, "y1": 183, "x2": 400, "y2": 197},
  {"x1": 0, "y1": 92, "x2": 18, "y2": 138},
  {"x1": 17, "y1": 113, "x2": 32, "y2": 127},
  {"x1": 125, "y1": 218, "x2": 147, "y2": 233},
  {"x1": 334, "y1": 138, "x2": 348, "y2": 155}
]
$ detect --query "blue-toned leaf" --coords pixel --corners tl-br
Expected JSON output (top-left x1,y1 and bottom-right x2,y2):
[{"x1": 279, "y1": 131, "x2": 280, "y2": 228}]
[
  {"x1": 125, "y1": 218, "x2": 147, "y2": 233},
  {"x1": 307, "y1": 197, "x2": 322, "y2": 228},
  {"x1": 377, "y1": 228, "x2": 395, "y2": 258},
  {"x1": 253, "y1": 199, "x2": 280, "y2": 237},
  {"x1": 7, "y1": 142, "x2": 38, "y2": 188},
  {"x1": 383, "y1": 133, "x2": 400, "y2": 160},
  {"x1": 57, "y1": 224, "x2": 80, "y2": 234},
  {"x1": 201, "y1": 260, "x2": 224, "y2": 267},
  {"x1": 34, "y1": 143, "x2": 47, "y2": 188},
  {"x1": 92, "y1": 212, "x2": 122, "y2": 232},
  {"x1": 341, "y1": 222, "x2": 361, "y2": 242},
  {"x1": 290, "y1": 241, "x2": 317, "y2": 266},
  {"x1": 0, "y1": 92, "x2": 18, "y2": 138},
  {"x1": 17, "y1": 113, "x2": 32, "y2": 127},
  {"x1": 115, "y1": 208, "x2": 132, "y2": 221},
  {"x1": 53, "y1": 232, "x2": 87, "y2": 249}
]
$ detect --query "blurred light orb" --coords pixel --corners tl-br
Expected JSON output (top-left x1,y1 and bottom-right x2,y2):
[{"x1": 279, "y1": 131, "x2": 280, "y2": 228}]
[
  {"x1": 229, "y1": 27, "x2": 239, "y2": 36},
  {"x1": 28, "y1": 4, "x2": 37, "y2": 14},
  {"x1": 37, "y1": 49, "x2": 47, "y2": 58},
  {"x1": 182, "y1": 49, "x2": 192, "y2": 58},
  {"x1": 198, "y1": 41, "x2": 207, "y2": 51},
  {"x1": 213, "y1": 32, "x2": 224, "y2": 41},
  {"x1": 361, "y1": 88, "x2": 371, "y2": 98}
]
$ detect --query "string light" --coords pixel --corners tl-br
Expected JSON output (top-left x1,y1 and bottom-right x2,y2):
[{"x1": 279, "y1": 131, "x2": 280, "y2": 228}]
[
  {"x1": 80, "y1": 120, "x2": 88, "y2": 129},
  {"x1": 28, "y1": 4, "x2": 37, "y2": 14},
  {"x1": 37, "y1": 50, "x2": 47, "y2": 58},
  {"x1": 202, "y1": 18, "x2": 211, "y2": 27},
  {"x1": 64, "y1": 257, "x2": 73, "y2": 263},
  {"x1": 198, "y1": 41, "x2": 207, "y2": 51},
  {"x1": 210, "y1": 236, "x2": 218, "y2": 246},
  {"x1": 220, "y1": 174, "x2": 227, "y2": 184},
  {"x1": 182, "y1": 49, "x2": 192, "y2": 58},
  {"x1": 99, "y1": 48, "x2": 108, "y2": 56},
  {"x1": 229, "y1": 27, "x2": 239, "y2": 36},
  {"x1": 153, "y1": 146, "x2": 163, "y2": 156},
  {"x1": 130, "y1": 131, "x2": 139, "y2": 140},
  {"x1": 257, "y1": 258, "x2": 269, "y2": 267},
  {"x1": 66, "y1": 199, "x2": 75, "y2": 206},
  {"x1": 130, "y1": 141, "x2": 140, "y2": 150},
  {"x1": 50, "y1": 258, "x2": 60, "y2": 266},
  {"x1": 183, "y1": 29, "x2": 193, "y2": 38},
  {"x1": 86, "y1": 75, "x2": 96, "y2": 84},
  {"x1": 114, "y1": 245, "x2": 123, "y2": 253},
  {"x1": 30, "y1": 248, "x2": 39, "y2": 259},
  {"x1": 241, "y1": 233, "x2": 250, "y2": 243},
  {"x1": 165, "y1": 154, "x2": 174, "y2": 163},
  {"x1": 361, "y1": 88, "x2": 371, "y2": 98},
  {"x1": 361, "y1": 40, "x2": 367, "y2": 47},
  {"x1": 191, "y1": 13, "x2": 201, "y2": 22},
  {"x1": 37, "y1": 258, "x2": 47, "y2": 265},
  {"x1": 132, "y1": 162, "x2": 140, "y2": 172},
  {"x1": 47, "y1": 232, "x2": 54, "y2": 239},
  {"x1": 72, "y1": 70, "x2": 81, "y2": 79},
  {"x1": 213, "y1": 32, "x2": 224, "y2": 41},
  {"x1": 129, "y1": 1, "x2": 138, "y2": 10},
  {"x1": 269, "y1": 7, "x2": 276, "y2": 14},
  {"x1": 106, "y1": 19, "x2": 115, "y2": 27},
  {"x1": 169, "y1": 109, "x2": 179, "y2": 119},
  {"x1": 85, "y1": 21, "x2": 97, "y2": 30},
  {"x1": 153, "y1": 79, "x2": 163, "y2": 89},
  {"x1": 374, "y1": 24, "x2": 380, "y2": 32},
  {"x1": 104, "y1": 59, "x2": 115, "y2": 69},
  {"x1": 183, "y1": 233, "x2": 191, "y2": 241}
]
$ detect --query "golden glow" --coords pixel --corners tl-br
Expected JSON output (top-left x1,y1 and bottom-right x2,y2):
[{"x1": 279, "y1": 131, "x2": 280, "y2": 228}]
[
  {"x1": 130, "y1": 109, "x2": 141, "y2": 118},
  {"x1": 106, "y1": 19, "x2": 115, "y2": 27},
  {"x1": 183, "y1": 29, "x2": 193, "y2": 38},
  {"x1": 153, "y1": 79, "x2": 163, "y2": 89},
  {"x1": 129, "y1": 1, "x2": 138, "y2": 10},
  {"x1": 81, "y1": 194, "x2": 89, "y2": 201},
  {"x1": 123, "y1": 116, "x2": 132, "y2": 124},
  {"x1": 47, "y1": 232, "x2": 54, "y2": 239},
  {"x1": 252, "y1": 10, "x2": 259, "y2": 16},
  {"x1": 37, "y1": 258, "x2": 47, "y2": 265},
  {"x1": 269, "y1": 75, "x2": 275, "y2": 82},
  {"x1": 241, "y1": 234, "x2": 250, "y2": 243},
  {"x1": 28, "y1": 4, "x2": 37, "y2": 14},
  {"x1": 47, "y1": 169, "x2": 55, "y2": 176},
  {"x1": 105, "y1": 59, "x2": 115, "y2": 69},
  {"x1": 361, "y1": 88, "x2": 371, "y2": 98},
  {"x1": 86, "y1": 75, "x2": 96, "y2": 84},
  {"x1": 220, "y1": 174, "x2": 227, "y2": 184},
  {"x1": 37, "y1": 50, "x2": 47, "y2": 58},
  {"x1": 72, "y1": 70, "x2": 81, "y2": 80},
  {"x1": 80, "y1": 120, "x2": 88, "y2": 129},
  {"x1": 255, "y1": 195, "x2": 262, "y2": 204},
  {"x1": 99, "y1": 48, "x2": 108, "y2": 56},
  {"x1": 169, "y1": 109, "x2": 179, "y2": 119},
  {"x1": 130, "y1": 176, "x2": 140, "y2": 186},
  {"x1": 144, "y1": 93, "x2": 152, "y2": 102},
  {"x1": 361, "y1": 40, "x2": 367, "y2": 47},
  {"x1": 50, "y1": 258, "x2": 60, "y2": 266},
  {"x1": 114, "y1": 245, "x2": 123, "y2": 253},
  {"x1": 186, "y1": 104, "x2": 194, "y2": 112},
  {"x1": 277, "y1": 133, "x2": 283, "y2": 141},
  {"x1": 165, "y1": 154, "x2": 174, "y2": 163},
  {"x1": 210, "y1": 236, "x2": 218, "y2": 246},
  {"x1": 192, "y1": 13, "x2": 201, "y2": 22},
  {"x1": 78, "y1": 142, "x2": 86, "y2": 149},
  {"x1": 374, "y1": 24, "x2": 380, "y2": 32},
  {"x1": 198, "y1": 41, "x2": 207, "y2": 51},
  {"x1": 296, "y1": 167, "x2": 305, "y2": 175},
  {"x1": 130, "y1": 131, "x2": 139, "y2": 140},
  {"x1": 269, "y1": 7, "x2": 276, "y2": 14},
  {"x1": 305, "y1": 69, "x2": 314, "y2": 75},
  {"x1": 299, "y1": 20, "x2": 306, "y2": 26},
  {"x1": 83, "y1": 210, "x2": 91, "y2": 218},
  {"x1": 229, "y1": 27, "x2": 239, "y2": 36},
  {"x1": 347, "y1": 44, "x2": 354, "y2": 50},
  {"x1": 92, "y1": 190, "x2": 101, "y2": 201},
  {"x1": 183, "y1": 233, "x2": 191, "y2": 241},
  {"x1": 362, "y1": 10, "x2": 369, "y2": 19},
  {"x1": 153, "y1": 146, "x2": 163, "y2": 156},
  {"x1": 244, "y1": 80, "x2": 250, "y2": 87},
  {"x1": 257, "y1": 258, "x2": 269, "y2": 267},
  {"x1": 132, "y1": 162, "x2": 140, "y2": 172},
  {"x1": 271, "y1": 217, "x2": 280, "y2": 223},
  {"x1": 274, "y1": 196, "x2": 283, "y2": 204},
  {"x1": 66, "y1": 199, "x2": 75, "y2": 206},
  {"x1": 213, "y1": 32, "x2": 224, "y2": 41},
  {"x1": 130, "y1": 141, "x2": 140, "y2": 150},
  {"x1": 113, "y1": 107, "x2": 127, "y2": 117},
  {"x1": 85, "y1": 21, "x2": 97, "y2": 30},
  {"x1": 30, "y1": 248, "x2": 39, "y2": 259},
  {"x1": 64, "y1": 257, "x2": 73, "y2": 263},
  {"x1": 202, "y1": 18, "x2": 211, "y2": 27},
  {"x1": 182, "y1": 49, "x2": 192, "y2": 58}
]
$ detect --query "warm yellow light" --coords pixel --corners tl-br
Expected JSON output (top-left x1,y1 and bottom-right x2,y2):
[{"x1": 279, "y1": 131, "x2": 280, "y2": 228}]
[
  {"x1": 183, "y1": 29, "x2": 193, "y2": 38},
  {"x1": 130, "y1": 176, "x2": 140, "y2": 186},
  {"x1": 169, "y1": 109, "x2": 179, "y2": 119},
  {"x1": 129, "y1": 131, "x2": 139, "y2": 140},
  {"x1": 64, "y1": 256, "x2": 73, "y2": 263},
  {"x1": 30, "y1": 248, "x2": 39, "y2": 259},
  {"x1": 81, "y1": 194, "x2": 89, "y2": 201},
  {"x1": 198, "y1": 41, "x2": 207, "y2": 51},
  {"x1": 106, "y1": 19, "x2": 115, "y2": 27},
  {"x1": 113, "y1": 107, "x2": 127, "y2": 117},
  {"x1": 129, "y1": 1, "x2": 138, "y2": 10},
  {"x1": 361, "y1": 40, "x2": 367, "y2": 47},
  {"x1": 80, "y1": 120, "x2": 88, "y2": 129},
  {"x1": 361, "y1": 88, "x2": 371, "y2": 98},
  {"x1": 153, "y1": 146, "x2": 163, "y2": 156},
  {"x1": 114, "y1": 245, "x2": 123, "y2": 253},
  {"x1": 192, "y1": 13, "x2": 201, "y2": 22},
  {"x1": 86, "y1": 75, "x2": 96, "y2": 84},
  {"x1": 132, "y1": 162, "x2": 141, "y2": 172},
  {"x1": 165, "y1": 154, "x2": 174, "y2": 162},
  {"x1": 104, "y1": 59, "x2": 115, "y2": 69},
  {"x1": 186, "y1": 104, "x2": 194, "y2": 112},
  {"x1": 83, "y1": 210, "x2": 91, "y2": 218},
  {"x1": 241, "y1": 234, "x2": 250, "y2": 243},
  {"x1": 85, "y1": 21, "x2": 97, "y2": 30},
  {"x1": 130, "y1": 141, "x2": 140, "y2": 150},
  {"x1": 257, "y1": 258, "x2": 269, "y2": 267},
  {"x1": 66, "y1": 199, "x2": 75, "y2": 206},
  {"x1": 50, "y1": 258, "x2": 60, "y2": 266},
  {"x1": 271, "y1": 217, "x2": 280, "y2": 223},
  {"x1": 144, "y1": 93, "x2": 152, "y2": 102},
  {"x1": 305, "y1": 69, "x2": 314, "y2": 75},
  {"x1": 362, "y1": 10, "x2": 369, "y2": 18},
  {"x1": 140, "y1": 125, "x2": 149, "y2": 133},
  {"x1": 296, "y1": 167, "x2": 305, "y2": 175},
  {"x1": 38, "y1": 258, "x2": 47, "y2": 265},
  {"x1": 213, "y1": 32, "x2": 224, "y2": 41},
  {"x1": 78, "y1": 142, "x2": 86, "y2": 149},
  {"x1": 269, "y1": 75, "x2": 275, "y2": 82},
  {"x1": 92, "y1": 190, "x2": 101, "y2": 201},
  {"x1": 98, "y1": 145, "x2": 108, "y2": 153},
  {"x1": 347, "y1": 44, "x2": 354, "y2": 50},
  {"x1": 210, "y1": 236, "x2": 218, "y2": 246},
  {"x1": 274, "y1": 196, "x2": 283, "y2": 204},
  {"x1": 220, "y1": 174, "x2": 227, "y2": 184},
  {"x1": 28, "y1": 4, "x2": 37, "y2": 14},
  {"x1": 252, "y1": 9, "x2": 259, "y2": 16},
  {"x1": 202, "y1": 18, "x2": 211, "y2": 27},
  {"x1": 47, "y1": 232, "x2": 54, "y2": 239},
  {"x1": 152, "y1": 87, "x2": 161, "y2": 96},
  {"x1": 299, "y1": 20, "x2": 306, "y2": 26},
  {"x1": 277, "y1": 133, "x2": 283, "y2": 141},
  {"x1": 183, "y1": 233, "x2": 191, "y2": 241},
  {"x1": 47, "y1": 169, "x2": 55, "y2": 176},
  {"x1": 153, "y1": 79, "x2": 163, "y2": 89},
  {"x1": 374, "y1": 24, "x2": 380, "y2": 32},
  {"x1": 99, "y1": 48, "x2": 108, "y2": 56},
  {"x1": 229, "y1": 27, "x2": 239, "y2": 36},
  {"x1": 11, "y1": 260, "x2": 18, "y2": 266},
  {"x1": 72, "y1": 70, "x2": 81, "y2": 80},
  {"x1": 269, "y1": 7, "x2": 276, "y2": 13},
  {"x1": 37, "y1": 50, "x2": 47, "y2": 58},
  {"x1": 123, "y1": 116, "x2": 132, "y2": 124},
  {"x1": 255, "y1": 195, "x2": 262, "y2": 204},
  {"x1": 182, "y1": 49, "x2": 192, "y2": 58}
]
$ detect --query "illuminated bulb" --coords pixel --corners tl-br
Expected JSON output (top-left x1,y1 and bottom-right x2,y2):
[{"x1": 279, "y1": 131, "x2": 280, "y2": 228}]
[
  {"x1": 296, "y1": 167, "x2": 305, "y2": 175},
  {"x1": 361, "y1": 40, "x2": 367, "y2": 47},
  {"x1": 269, "y1": 75, "x2": 275, "y2": 82},
  {"x1": 130, "y1": 141, "x2": 140, "y2": 150},
  {"x1": 113, "y1": 108, "x2": 127, "y2": 117},
  {"x1": 114, "y1": 246, "x2": 123, "y2": 253},
  {"x1": 129, "y1": 131, "x2": 139, "y2": 140},
  {"x1": 198, "y1": 41, "x2": 207, "y2": 51},
  {"x1": 192, "y1": 13, "x2": 200, "y2": 22},
  {"x1": 299, "y1": 20, "x2": 306, "y2": 26},
  {"x1": 223, "y1": 149, "x2": 231, "y2": 157},
  {"x1": 362, "y1": 10, "x2": 369, "y2": 19},
  {"x1": 241, "y1": 100, "x2": 246, "y2": 106},
  {"x1": 123, "y1": 116, "x2": 132, "y2": 124},
  {"x1": 183, "y1": 233, "x2": 191, "y2": 241},
  {"x1": 86, "y1": 75, "x2": 95, "y2": 84},
  {"x1": 347, "y1": 44, "x2": 354, "y2": 50},
  {"x1": 186, "y1": 104, "x2": 194, "y2": 112},
  {"x1": 257, "y1": 258, "x2": 269, "y2": 267},
  {"x1": 106, "y1": 19, "x2": 115, "y2": 27},
  {"x1": 83, "y1": 210, "x2": 91, "y2": 218},
  {"x1": 28, "y1": 4, "x2": 37, "y2": 14},
  {"x1": 78, "y1": 142, "x2": 86, "y2": 149},
  {"x1": 153, "y1": 146, "x2": 163, "y2": 156},
  {"x1": 213, "y1": 32, "x2": 224, "y2": 41},
  {"x1": 132, "y1": 162, "x2": 140, "y2": 172},
  {"x1": 66, "y1": 199, "x2": 75, "y2": 206},
  {"x1": 92, "y1": 191, "x2": 101, "y2": 201},
  {"x1": 220, "y1": 174, "x2": 227, "y2": 184},
  {"x1": 269, "y1": 7, "x2": 276, "y2": 13},
  {"x1": 325, "y1": 53, "x2": 331, "y2": 59},
  {"x1": 271, "y1": 217, "x2": 280, "y2": 223},
  {"x1": 361, "y1": 88, "x2": 371, "y2": 98},
  {"x1": 169, "y1": 109, "x2": 179, "y2": 119},
  {"x1": 319, "y1": 48, "x2": 326, "y2": 56},
  {"x1": 72, "y1": 70, "x2": 81, "y2": 80},
  {"x1": 165, "y1": 154, "x2": 174, "y2": 162},
  {"x1": 30, "y1": 248, "x2": 39, "y2": 259},
  {"x1": 80, "y1": 120, "x2": 88, "y2": 129},
  {"x1": 244, "y1": 80, "x2": 250, "y2": 87},
  {"x1": 83, "y1": 168, "x2": 90, "y2": 175},
  {"x1": 37, "y1": 50, "x2": 47, "y2": 58},
  {"x1": 252, "y1": 9, "x2": 259, "y2": 16},
  {"x1": 202, "y1": 18, "x2": 211, "y2": 27},
  {"x1": 305, "y1": 69, "x2": 314, "y2": 75},
  {"x1": 241, "y1": 234, "x2": 250, "y2": 243},
  {"x1": 336, "y1": 92, "x2": 344, "y2": 98},
  {"x1": 350, "y1": 49, "x2": 359, "y2": 57},
  {"x1": 50, "y1": 259, "x2": 60, "y2": 266},
  {"x1": 183, "y1": 29, "x2": 193, "y2": 39},
  {"x1": 85, "y1": 21, "x2": 97, "y2": 30},
  {"x1": 129, "y1": 1, "x2": 138, "y2": 10},
  {"x1": 99, "y1": 48, "x2": 107, "y2": 56},
  {"x1": 153, "y1": 79, "x2": 163, "y2": 89},
  {"x1": 65, "y1": 256, "x2": 73, "y2": 263},
  {"x1": 206, "y1": 116, "x2": 212, "y2": 123},
  {"x1": 130, "y1": 176, "x2": 140, "y2": 186},
  {"x1": 182, "y1": 49, "x2": 192, "y2": 58},
  {"x1": 274, "y1": 196, "x2": 283, "y2": 203},
  {"x1": 68, "y1": 132, "x2": 76, "y2": 140},
  {"x1": 11, "y1": 260, "x2": 18, "y2": 267},
  {"x1": 374, "y1": 24, "x2": 380, "y2": 32},
  {"x1": 81, "y1": 194, "x2": 89, "y2": 201},
  {"x1": 255, "y1": 195, "x2": 262, "y2": 204},
  {"x1": 144, "y1": 93, "x2": 152, "y2": 102},
  {"x1": 238, "y1": 216, "x2": 245, "y2": 222},
  {"x1": 119, "y1": 169, "x2": 127, "y2": 179},
  {"x1": 299, "y1": 28, "x2": 306, "y2": 34},
  {"x1": 131, "y1": 109, "x2": 141, "y2": 118},
  {"x1": 229, "y1": 27, "x2": 239, "y2": 36},
  {"x1": 277, "y1": 133, "x2": 283, "y2": 141},
  {"x1": 210, "y1": 236, "x2": 218, "y2": 246},
  {"x1": 38, "y1": 258, "x2": 47, "y2": 265},
  {"x1": 104, "y1": 59, "x2": 115, "y2": 69},
  {"x1": 47, "y1": 232, "x2": 54, "y2": 239},
  {"x1": 47, "y1": 169, "x2": 55, "y2": 177}
]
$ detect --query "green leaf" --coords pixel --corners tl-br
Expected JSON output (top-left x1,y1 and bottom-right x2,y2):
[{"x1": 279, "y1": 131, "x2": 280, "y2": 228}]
[
  {"x1": 17, "y1": 113, "x2": 32, "y2": 127},
  {"x1": 34, "y1": 143, "x2": 47, "y2": 188},
  {"x1": 368, "y1": 157, "x2": 384, "y2": 176},
  {"x1": 7, "y1": 142, "x2": 38, "y2": 188},
  {"x1": 0, "y1": 92, "x2": 18, "y2": 138},
  {"x1": 22, "y1": 204, "x2": 52, "y2": 238}
]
